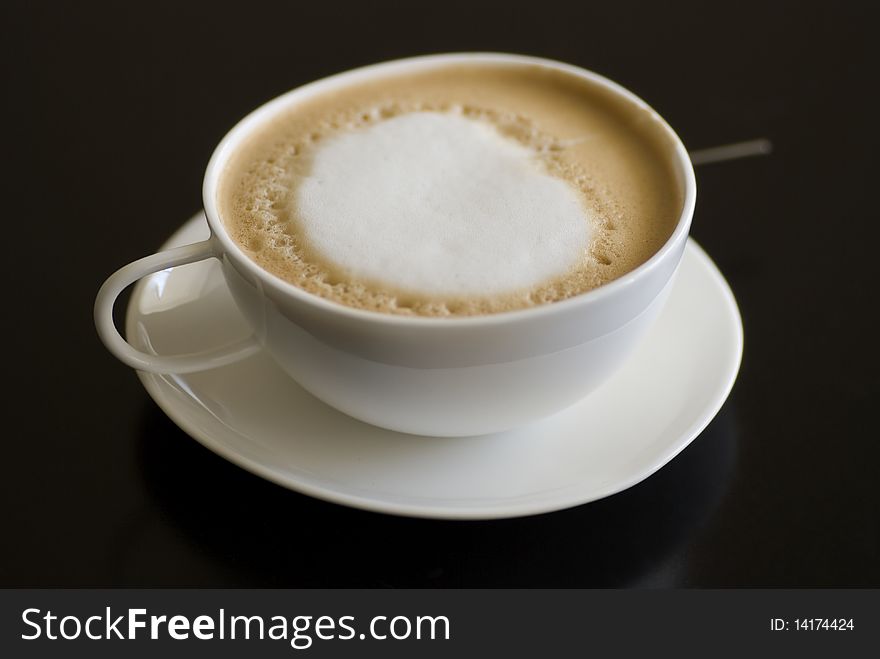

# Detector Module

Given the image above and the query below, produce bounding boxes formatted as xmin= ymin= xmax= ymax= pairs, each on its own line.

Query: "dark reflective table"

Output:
xmin=2 ymin=0 xmax=877 ymax=587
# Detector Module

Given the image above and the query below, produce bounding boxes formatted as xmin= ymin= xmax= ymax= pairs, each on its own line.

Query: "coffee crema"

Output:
xmin=218 ymin=63 xmax=683 ymax=316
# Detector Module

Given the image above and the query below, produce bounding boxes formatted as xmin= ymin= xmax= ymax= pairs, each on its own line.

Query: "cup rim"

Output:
xmin=203 ymin=52 xmax=696 ymax=328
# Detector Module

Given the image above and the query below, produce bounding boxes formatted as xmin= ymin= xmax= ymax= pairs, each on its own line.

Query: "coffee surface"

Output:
xmin=219 ymin=62 xmax=683 ymax=316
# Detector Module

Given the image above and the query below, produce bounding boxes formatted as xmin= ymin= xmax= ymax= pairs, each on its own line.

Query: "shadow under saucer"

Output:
xmin=125 ymin=398 xmax=738 ymax=587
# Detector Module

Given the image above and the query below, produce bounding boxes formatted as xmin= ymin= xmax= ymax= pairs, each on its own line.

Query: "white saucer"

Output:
xmin=127 ymin=212 xmax=743 ymax=520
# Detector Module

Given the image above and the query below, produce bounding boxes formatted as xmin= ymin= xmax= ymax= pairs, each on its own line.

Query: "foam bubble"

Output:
xmin=293 ymin=112 xmax=591 ymax=297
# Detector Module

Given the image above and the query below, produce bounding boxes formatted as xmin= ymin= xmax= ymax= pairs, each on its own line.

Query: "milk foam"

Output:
xmin=220 ymin=63 xmax=683 ymax=316
xmin=295 ymin=112 xmax=591 ymax=297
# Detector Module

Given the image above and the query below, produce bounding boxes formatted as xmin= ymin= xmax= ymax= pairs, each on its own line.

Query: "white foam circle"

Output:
xmin=295 ymin=112 xmax=591 ymax=297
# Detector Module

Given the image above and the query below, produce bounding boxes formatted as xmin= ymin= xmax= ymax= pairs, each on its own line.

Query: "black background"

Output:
xmin=1 ymin=0 xmax=877 ymax=587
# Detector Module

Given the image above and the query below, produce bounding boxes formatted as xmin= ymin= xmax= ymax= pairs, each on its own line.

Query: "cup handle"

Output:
xmin=94 ymin=239 xmax=260 ymax=373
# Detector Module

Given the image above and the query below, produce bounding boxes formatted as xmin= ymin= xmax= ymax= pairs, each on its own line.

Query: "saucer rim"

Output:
xmin=128 ymin=213 xmax=743 ymax=520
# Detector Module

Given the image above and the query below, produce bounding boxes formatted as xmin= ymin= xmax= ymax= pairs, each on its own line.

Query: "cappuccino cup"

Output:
xmin=95 ymin=53 xmax=696 ymax=436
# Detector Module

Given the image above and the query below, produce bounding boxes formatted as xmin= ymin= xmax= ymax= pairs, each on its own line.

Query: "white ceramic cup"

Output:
xmin=95 ymin=53 xmax=696 ymax=437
